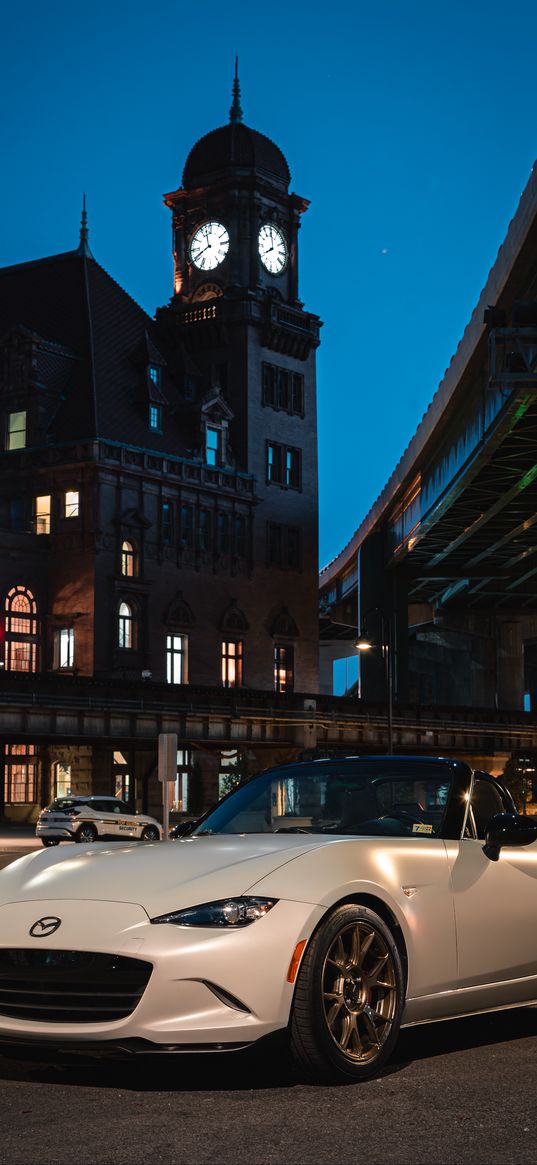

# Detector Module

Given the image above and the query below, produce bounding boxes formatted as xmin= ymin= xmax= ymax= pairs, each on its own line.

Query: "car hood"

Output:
xmin=0 ymin=834 xmax=338 ymax=918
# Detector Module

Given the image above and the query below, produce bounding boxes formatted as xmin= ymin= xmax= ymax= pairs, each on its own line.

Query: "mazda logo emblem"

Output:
xmin=29 ymin=916 xmax=62 ymax=938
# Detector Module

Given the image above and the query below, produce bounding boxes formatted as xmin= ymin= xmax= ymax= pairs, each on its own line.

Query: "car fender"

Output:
xmin=247 ymin=836 xmax=456 ymax=1002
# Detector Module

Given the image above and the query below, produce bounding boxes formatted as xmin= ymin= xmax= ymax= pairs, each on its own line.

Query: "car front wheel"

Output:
xmin=75 ymin=824 xmax=98 ymax=844
xmin=141 ymin=825 xmax=160 ymax=841
xmin=290 ymin=903 xmax=404 ymax=1083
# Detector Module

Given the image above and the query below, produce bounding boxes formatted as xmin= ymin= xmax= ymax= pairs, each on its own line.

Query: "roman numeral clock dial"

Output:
xmin=258 ymin=223 xmax=287 ymax=275
xmin=189 ymin=221 xmax=230 ymax=271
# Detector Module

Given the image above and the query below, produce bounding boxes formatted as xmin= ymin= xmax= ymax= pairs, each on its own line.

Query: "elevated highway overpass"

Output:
xmin=320 ymin=160 xmax=537 ymax=755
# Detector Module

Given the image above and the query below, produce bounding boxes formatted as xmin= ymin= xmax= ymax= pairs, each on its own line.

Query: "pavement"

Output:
xmin=0 ymin=822 xmax=40 ymax=851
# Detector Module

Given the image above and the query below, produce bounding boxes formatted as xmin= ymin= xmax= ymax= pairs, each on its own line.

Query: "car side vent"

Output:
xmin=202 ymin=980 xmax=251 ymax=1013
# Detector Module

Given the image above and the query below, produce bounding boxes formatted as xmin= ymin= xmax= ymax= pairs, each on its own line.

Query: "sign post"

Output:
xmin=158 ymin=733 xmax=177 ymax=843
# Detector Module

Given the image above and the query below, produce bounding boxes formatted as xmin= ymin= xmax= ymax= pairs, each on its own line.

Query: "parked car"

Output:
xmin=3 ymin=755 xmax=537 ymax=1083
xmin=35 ymin=795 xmax=162 ymax=845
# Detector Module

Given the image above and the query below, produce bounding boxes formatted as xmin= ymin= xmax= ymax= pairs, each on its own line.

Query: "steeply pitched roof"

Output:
xmin=0 ymin=249 xmax=192 ymax=454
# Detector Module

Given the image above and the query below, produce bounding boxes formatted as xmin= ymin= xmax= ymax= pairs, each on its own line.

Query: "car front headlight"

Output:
xmin=150 ymin=896 xmax=278 ymax=928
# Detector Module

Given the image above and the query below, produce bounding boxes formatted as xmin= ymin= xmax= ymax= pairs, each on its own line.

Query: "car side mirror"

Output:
xmin=172 ymin=819 xmax=197 ymax=837
xmin=483 ymin=812 xmax=537 ymax=862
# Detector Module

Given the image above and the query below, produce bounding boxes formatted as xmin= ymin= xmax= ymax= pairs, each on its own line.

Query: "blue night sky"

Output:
xmin=2 ymin=0 xmax=537 ymax=569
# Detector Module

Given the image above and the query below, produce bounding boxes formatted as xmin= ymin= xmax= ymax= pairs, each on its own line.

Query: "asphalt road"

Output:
xmin=0 ymin=844 xmax=536 ymax=1164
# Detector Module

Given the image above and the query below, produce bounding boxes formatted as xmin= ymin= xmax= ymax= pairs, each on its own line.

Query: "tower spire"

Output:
xmin=77 ymin=193 xmax=93 ymax=257
xmin=229 ymin=57 xmax=243 ymax=124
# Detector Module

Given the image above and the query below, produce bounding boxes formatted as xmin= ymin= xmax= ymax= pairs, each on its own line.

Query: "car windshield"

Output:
xmin=192 ymin=763 xmax=454 ymax=838
xmin=48 ymin=798 xmax=88 ymax=812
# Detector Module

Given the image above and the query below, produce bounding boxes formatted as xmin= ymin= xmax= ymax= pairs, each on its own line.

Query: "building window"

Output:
xmin=7 ymin=410 xmax=26 ymax=450
xmin=267 ymin=442 xmax=301 ymax=489
xmin=114 ymin=750 xmax=131 ymax=801
xmin=217 ymin=512 xmax=229 ymax=554
xmin=121 ymin=540 xmax=137 ymax=577
xmin=162 ymin=502 xmax=173 ymax=545
xmin=206 ymin=426 xmax=221 ymax=467
xmin=172 ymin=748 xmax=190 ymax=812
xmin=166 ymin=634 xmax=188 ymax=684
xmin=274 ymin=644 xmax=294 ymax=693
xmin=35 ymin=496 xmax=51 ymax=535
xmin=235 ymin=514 xmax=247 ymax=558
xmin=148 ymin=365 xmax=161 ymax=387
xmin=199 ymin=509 xmax=212 ymax=552
xmin=4 ymin=743 xmax=36 ymax=804
xmin=222 ymin=640 xmax=243 ymax=688
xmin=180 ymin=504 xmax=194 ymax=550
xmin=149 ymin=404 xmax=162 ymax=432
xmin=53 ymin=627 xmax=74 ymax=669
xmin=53 ymin=762 xmax=71 ymax=799
xmin=64 ymin=490 xmax=79 ymax=518
xmin=4 ymin=586 xmax=38 ymax=672
xmin=118 ymin=601 xmax=134 ymax=649
xmin=267 ymin=523 xmax=301 ymax=569
xmin=262 ymin=363 xmax=304 ymax=416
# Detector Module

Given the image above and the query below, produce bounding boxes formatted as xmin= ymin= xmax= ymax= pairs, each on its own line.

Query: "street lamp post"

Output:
xmin=355 ymin=609 xmax=393 ymax=754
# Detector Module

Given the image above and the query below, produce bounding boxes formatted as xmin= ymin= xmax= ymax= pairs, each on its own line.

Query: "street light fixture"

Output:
xmin=355 ymin=609 xmax=393 ymax=754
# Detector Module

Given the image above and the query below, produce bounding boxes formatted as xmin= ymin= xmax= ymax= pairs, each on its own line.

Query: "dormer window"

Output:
xmin=148 ymin=365 xmax=161 ymax=387
xmin=149 ymin=403 xmax=162 ymax=432
xmin=206 ymin=425 xmax=221 ymax=467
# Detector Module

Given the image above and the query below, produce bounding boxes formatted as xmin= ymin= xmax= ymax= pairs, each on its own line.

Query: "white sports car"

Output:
xmin=1 ymin=755 xmax=536 ymax=1083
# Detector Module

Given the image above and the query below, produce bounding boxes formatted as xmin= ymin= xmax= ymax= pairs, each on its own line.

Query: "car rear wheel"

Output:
xmin=290 ymin=904 xmax=404 ymax=1083
xmin=141 ymin=825 xmax=160 ymax=841
xmin=75 ymin=824 xmax=98 ymax=844
xmin=41 ymin=838 xmax=60 ymax=847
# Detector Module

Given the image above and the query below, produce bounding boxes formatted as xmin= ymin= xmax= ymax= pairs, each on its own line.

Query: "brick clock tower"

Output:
xmin=158 ymin=65 xmax=321 ymax=694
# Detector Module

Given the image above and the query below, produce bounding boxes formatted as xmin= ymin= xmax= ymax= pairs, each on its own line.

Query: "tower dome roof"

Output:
xmin=182 ymin=122 xmax=291 ymax=190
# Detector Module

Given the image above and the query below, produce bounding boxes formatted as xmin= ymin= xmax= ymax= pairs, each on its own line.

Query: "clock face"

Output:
xmin=258 ymin=223 xmax=287 ymax=275
xmin=189 ymin=221 xmax=229 ymax=271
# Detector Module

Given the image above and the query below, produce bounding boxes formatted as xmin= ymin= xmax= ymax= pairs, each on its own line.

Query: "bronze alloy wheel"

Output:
xmin=290 ymin=904 xmax=404 ymax=1083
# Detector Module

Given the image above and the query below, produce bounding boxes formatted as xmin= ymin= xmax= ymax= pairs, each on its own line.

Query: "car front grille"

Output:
xmin=0 ymin=949 xmax=153 ymax=1023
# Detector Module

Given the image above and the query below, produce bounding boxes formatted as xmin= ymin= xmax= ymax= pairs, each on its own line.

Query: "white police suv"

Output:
xmin=36 ymin=796 xmax=162 ymax=846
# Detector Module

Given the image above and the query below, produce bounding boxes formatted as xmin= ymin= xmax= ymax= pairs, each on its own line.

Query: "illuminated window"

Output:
xmin=118 ymin=601 xmax=134 ymax=649
xmin=113 ymin=750 xmax=130 ymax=801
xmin=64 ymin=490 xmax=79 ymax=518
xmin=53 ymin=627 xmax=74 ymax=669
xmin=274 ymin=644 xmax=294 ymax=693
xmin=4 ymin=586 xmax=38 ymax=672
xmin=7 ymin=411 xmax=26 ymax=450
xmin=148 ymin=365 xmax=161 ymax=386
xmin=35 ymin=496 xmax=51 ymax=535
xmin=53 ymin=762 xmax=71 ymax=799
xmin=149 ymin=404 xmax=162 ymax=431
xmin=221 ymin=640 xmax=243 ymax=688
xmin=121 ymin=540 xmax=137 ymax=577
xmin=166 ymin=634 xmax=188 ymax=684
xmin=4 ymin=743 xmax=36 ymax=803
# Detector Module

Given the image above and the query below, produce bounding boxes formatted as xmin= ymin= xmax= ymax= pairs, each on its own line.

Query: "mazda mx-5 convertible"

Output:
xmin=0 ymin=755 xmax=536 ymax=1083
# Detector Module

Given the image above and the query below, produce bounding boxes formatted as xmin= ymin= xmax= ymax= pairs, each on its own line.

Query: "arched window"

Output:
xmin=4 ymin=586 xmax=38 ymax=672
xmin=121 ymin=540 xmax=137 ymax=578
xmin=118 ymin=601 xmax=135 ymax=650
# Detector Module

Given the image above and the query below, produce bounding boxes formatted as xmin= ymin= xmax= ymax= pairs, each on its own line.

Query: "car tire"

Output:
xmin=141 ymin=825 xmax=160 ymax=841
xmin=290 ymin=903 xmax=404 ymax=1083
xmin=41 ymin=839 xmax=60 ymax=847
xmin=75 ymin=824 xmax=98 ymax=844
